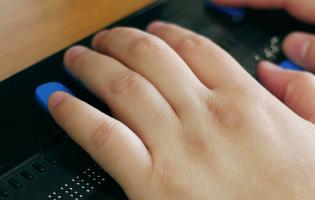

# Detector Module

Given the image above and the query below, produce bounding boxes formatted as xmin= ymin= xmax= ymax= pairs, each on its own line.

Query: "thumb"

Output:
xmin=283 ymin=32 xmax=315 ymax=72
xmin=258 ymin=61 xmax=315 ymax=123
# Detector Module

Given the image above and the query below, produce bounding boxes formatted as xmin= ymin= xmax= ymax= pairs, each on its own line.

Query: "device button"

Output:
xmin=44 ymin=154 xmax=58 ymax=165
xmin=35 ymin=82 xmax=74 ymax=111
xmin=20 ymin=170 xmax=34 ymax=181
xmin=8 ymin=178 xmax=22 ymax=189
xmin=32 ymin=163 xmax=47 ymax=172
xmin=204 ymin=0 xmax=246 ymax=17
xmin=0 ymin=186 xmax=9 ymax=197
xmin=279 ymin=60 xmax=304 ymax=71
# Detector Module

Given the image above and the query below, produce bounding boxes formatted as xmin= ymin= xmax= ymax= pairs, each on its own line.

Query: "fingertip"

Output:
xmin=258 ymin=61 xmax=280 ymax=70
xmin=48 ymin=91 xmax=68 ymax=111
xmin=257 ymin=61 xmax=282 ymax=80
xmin=92 ymin=30 xmax=108 ymax=49
xmin=257 ymin=61 xmax=287 ymax=95
xmin=64 ymin=46 xmax=88 ymax=67
xmin=283 ymin=32 xmax=310 ymax=67
xmin=146 ymin=21 xmax=166 ymax=33
xmin=257 ymin=61 xmax=299 ymax=99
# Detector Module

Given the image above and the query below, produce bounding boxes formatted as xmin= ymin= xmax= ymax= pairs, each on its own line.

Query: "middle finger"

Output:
xmin=92 ymin=28 xmax=208 ymax=116
xmin=64 ymin=46 xmax=178 ymax=151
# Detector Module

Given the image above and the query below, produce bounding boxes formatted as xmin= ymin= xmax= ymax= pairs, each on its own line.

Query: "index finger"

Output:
xmin=48 ymin=92 xmax=151 ymax=189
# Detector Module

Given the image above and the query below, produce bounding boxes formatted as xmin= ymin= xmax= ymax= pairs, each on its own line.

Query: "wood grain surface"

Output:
xmin=0 ymin=0 xmax=153 ymax=80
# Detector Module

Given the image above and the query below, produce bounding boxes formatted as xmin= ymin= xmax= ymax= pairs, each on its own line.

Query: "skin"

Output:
xmin=213 ymin=0 xmax=315 ymax=124
xmin=47 ymin=1 xmax=315 ymax=199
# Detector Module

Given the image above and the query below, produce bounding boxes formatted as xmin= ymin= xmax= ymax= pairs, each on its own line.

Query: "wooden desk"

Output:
xmin=0 ymin=0 xmax=153 ymax=80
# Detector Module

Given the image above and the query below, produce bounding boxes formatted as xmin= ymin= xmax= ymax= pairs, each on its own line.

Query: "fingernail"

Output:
xmin=291 ymin=36 xmax=310 ymax=60
xmin=49 ymin=92 xmax=67 ymax=107
xmin=298 ymin=39 xmax=310 ymax=61
xmin=285 ymin=34 xmax=310 ymax=65
xmin=146 ymin=21 xmax=166 ymax=32
xmin=35 ymin=82 xmax=73 ymax=111
xmin=259 ymin=61 xmax=282 ymax=71
xmin=65 ymin=46 xmax=87 ymax=62
xmin=92 ymin=30 xmax=108 ymax=48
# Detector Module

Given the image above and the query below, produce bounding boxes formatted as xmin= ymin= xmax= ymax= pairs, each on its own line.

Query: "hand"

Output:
xmin=212 ymin=0 xmax=315 ymax=69
xmin=48 ymin=22 xmax=315 ymax=199
xmin=213 ymin=0 xmax=315 ymax=123
xmin=258 ymin=61 xmax=315 ymax=124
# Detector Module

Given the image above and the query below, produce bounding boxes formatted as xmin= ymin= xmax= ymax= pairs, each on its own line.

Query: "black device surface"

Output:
xmin=1 ymin=0 xmax=315 ymax=199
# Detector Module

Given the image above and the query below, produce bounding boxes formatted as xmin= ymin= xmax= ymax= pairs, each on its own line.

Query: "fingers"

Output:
xmin=48 ymin=92 xmax=151 ymax=188
xmin=147 ymin=21 xmax=251 ymax=90
xmin=64 ymin=46 xmax=178 ymax=151
xmin=258 ymin=62 xmax=315 ymax=123
xmin=91 ymin=27 xmax=207 ymax=116
xmin=212 ymin=0 xmax=315 ymax=24
xmin=283 ymin=32 xmax=315 ymax=72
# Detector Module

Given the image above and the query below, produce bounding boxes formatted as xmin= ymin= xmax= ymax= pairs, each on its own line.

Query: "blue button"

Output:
xmin=35 ymin=82 xmax=74 ymax=111
xmin=204 ymin=0 xmax=246 ymax=17
xmin=279 ymin=60 xmax=304 ymax=71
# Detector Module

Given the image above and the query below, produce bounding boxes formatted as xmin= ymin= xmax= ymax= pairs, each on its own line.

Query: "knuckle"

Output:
xmin=205 ymin=94 xmax=225 ymax=124
xmin=128 ymin=35 xmax=165 ymax=57
xmin=204 ymin=93 xmax=244 ymax=133
xmin=176 ymin=34 xmax=207 ymax=53
xmin=89 ymin=120 xmax=116 ymax=149
xmin=156 ymin=161 xmax=191 ymax=197
xmin=109 ymin=71 xmax=143 ymax=95
xmin=183 ymin=131 xmax=212 ymax=158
